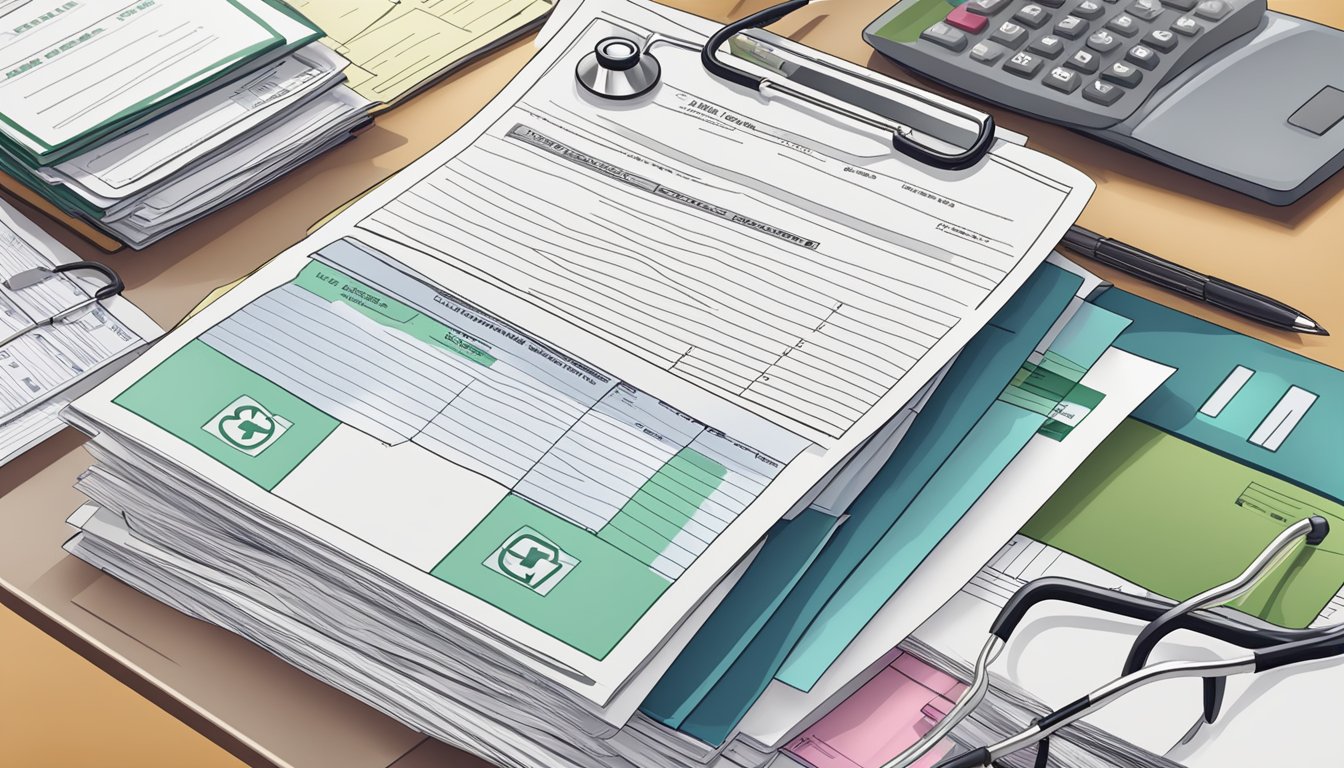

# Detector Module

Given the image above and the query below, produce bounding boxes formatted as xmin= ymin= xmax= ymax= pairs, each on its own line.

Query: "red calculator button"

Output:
xmin=946 ymin=6 xmax=989 ymax=34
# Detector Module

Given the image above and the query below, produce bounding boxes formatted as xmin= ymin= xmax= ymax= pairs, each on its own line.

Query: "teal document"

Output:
xmin=640 ymin=509 xmax=843 ymax=726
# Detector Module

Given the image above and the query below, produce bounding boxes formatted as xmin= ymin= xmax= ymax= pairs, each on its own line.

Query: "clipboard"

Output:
xmin=0 ymin=173 xmax=122 ymax=252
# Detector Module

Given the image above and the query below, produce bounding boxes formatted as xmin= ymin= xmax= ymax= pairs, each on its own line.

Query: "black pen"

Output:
xmin=1061 ymin=225 xmax=1329 ymax=336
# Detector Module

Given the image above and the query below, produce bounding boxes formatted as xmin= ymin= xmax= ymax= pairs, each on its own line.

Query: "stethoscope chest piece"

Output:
xmin=576 ymin=36 xmax=661 ymax=100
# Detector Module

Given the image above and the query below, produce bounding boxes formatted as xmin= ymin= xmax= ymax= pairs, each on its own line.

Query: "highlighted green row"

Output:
xmin=294 ymin=261 xmax=496 ymax=368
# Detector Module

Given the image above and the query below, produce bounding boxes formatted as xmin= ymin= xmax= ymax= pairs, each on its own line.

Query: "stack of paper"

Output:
xmin=0 ymin=0 xmax=373 ymax=247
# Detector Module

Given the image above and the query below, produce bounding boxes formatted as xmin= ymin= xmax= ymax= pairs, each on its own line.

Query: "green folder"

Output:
xmin=1025 ymin=419 xmax=1344 ymax=628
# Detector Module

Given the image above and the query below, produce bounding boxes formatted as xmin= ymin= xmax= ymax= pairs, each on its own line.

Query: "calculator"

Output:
xmin=863 ymin=0 xmax=1344 ymax=205
xmin=864 ymin=0 xmax=1265 ymax=128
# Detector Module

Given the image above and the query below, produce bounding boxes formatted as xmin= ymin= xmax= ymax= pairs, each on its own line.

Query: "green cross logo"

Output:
xmin=204 ymin=396 xmax=291 ymax=456
xmin=485 ymin=527 xmax=578 ymax=595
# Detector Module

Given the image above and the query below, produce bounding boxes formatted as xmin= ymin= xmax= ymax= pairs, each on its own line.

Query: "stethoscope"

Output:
xmin=575 ymin=0 xmax=997 ymax=171
xmin=1 ymin=260 xmax=125 ymax=346
xmin=885 ymin=516 xmax=1344 ymax=768
xmin=0 ymin=260 xmax=125 ymax=427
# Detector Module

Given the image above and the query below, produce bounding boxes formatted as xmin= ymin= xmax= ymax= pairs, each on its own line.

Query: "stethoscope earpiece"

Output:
xmin=576 ymin=35 xmax=661 ymax=100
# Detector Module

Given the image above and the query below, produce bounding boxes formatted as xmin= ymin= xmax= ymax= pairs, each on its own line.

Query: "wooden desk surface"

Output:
xmin=2 ymin=2 xmax=1341 ymax=766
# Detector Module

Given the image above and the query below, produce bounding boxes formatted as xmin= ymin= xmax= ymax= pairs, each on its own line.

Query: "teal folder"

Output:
xmin=640 ymin=509 xmax=842 ymax=726
xmin=640 ymin=263 xmax=1083 ymax=745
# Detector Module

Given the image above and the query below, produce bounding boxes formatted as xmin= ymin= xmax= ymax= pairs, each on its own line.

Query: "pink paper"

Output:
xmin=784 ymin=651 xmax=967 ymax=768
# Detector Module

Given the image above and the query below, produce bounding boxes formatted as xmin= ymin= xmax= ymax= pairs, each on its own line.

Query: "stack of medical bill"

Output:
xmin=54 ymin=0 xmax=1338 ymax=767
xmin=0 ymin=0 xmax=373 ymax=248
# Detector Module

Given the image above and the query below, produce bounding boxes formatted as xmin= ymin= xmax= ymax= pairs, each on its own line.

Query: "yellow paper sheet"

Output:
xmin=285 ymin=0 xmax=553 ymax=106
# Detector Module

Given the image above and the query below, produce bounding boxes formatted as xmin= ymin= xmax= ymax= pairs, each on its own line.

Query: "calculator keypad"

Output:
xmin=947 ymin=5 xmax=990 ymax=32
xmin=920 ymin=22 xmax=969 ymax=50
xmin=1105 ymin=14 xmax=1141 ymax=36
xmin=966 ymin=0 xmax=1011 ymax=15
xmin=888 ymin=0 xmax=1266 ymax=128
xmin=1072 ymin=1 xmax=1105 ymax=19
xmin=1142 ymin=28 xmax=1178 ymax=51
xmin=1194 ymin=0 xmax=1231 ymax=20
xmin=970 ymin=40 xmax=1009 ymax=63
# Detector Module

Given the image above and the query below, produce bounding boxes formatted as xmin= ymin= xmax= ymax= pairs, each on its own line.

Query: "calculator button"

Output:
xmin=1004 ymin=50 xmax=1046 ymax=78
xmin=946 ymin=6 xmax=989 ymax=33
xmin=1102 ymin=60 xmax=1144 ymax=86
xmin=1163 ymin=0 xmax=1198 ymax=9
xmin=1087 ymin=29 xmax=1122 ymax=52
xmin=1172 ymin=15 xmax=1203 ymax=35
xmin=1065 ymin=48 xmax=1100 ymax=74
xmin=1043 ymin=66 xmax=1082 ymax=93
xmin=991 ymin=21 xmax=1030 ymax=47
xmin=1106 ymin=14 xmax=1140 ymax=36
xmin=1028 ymin=35 xmax=1065 ymax=58
xmin=1194 ymin=0 xmax=1230 ymax=19
xmin=970 ymin=40 xmax=1008 ymax=64
xmin=920 ymin=22 xmax=969 ymax=51
xmin=1125 ymin=44 xmax=1159 ymax=69
xmin=1126 ymin=0 xmax=1164 ymax=21
xmin=1083 ymin=79 xmax=1125 ymax=105
xmin=1142 ymin=28 xmax=1179 ymax=51
xmin=1035 ymin=0 xmax=1067 ymax=7
xmin=1054 ymin=16 xmax=1089 ymax=38
xmin=965 ymin=0 xmax=1011 ymax=15
xmin=1012 ymin=4 xmax=1051 ymax=28
xmin=1073 ymin=0 xmax=1105 ymax=19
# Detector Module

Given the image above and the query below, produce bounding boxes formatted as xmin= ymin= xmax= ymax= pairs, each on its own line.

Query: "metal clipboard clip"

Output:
xmin=576 ymin=0 xmax=996 ymax=171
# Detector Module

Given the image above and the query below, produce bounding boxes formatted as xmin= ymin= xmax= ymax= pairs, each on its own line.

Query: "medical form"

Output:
xmin=66 ymin=0 xmax=1092 ymax=706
